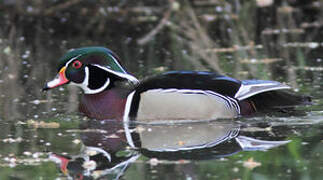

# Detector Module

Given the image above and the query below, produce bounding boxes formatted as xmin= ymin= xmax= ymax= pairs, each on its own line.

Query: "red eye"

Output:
xmin=72 ymin=60 xmax=82 ymax=69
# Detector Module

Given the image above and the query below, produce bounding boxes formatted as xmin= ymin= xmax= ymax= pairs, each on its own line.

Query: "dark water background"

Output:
xmin=0 ymin=0 xmax=322 ymax=179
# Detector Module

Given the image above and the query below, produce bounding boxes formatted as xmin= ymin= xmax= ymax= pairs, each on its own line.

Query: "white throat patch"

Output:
xmin=71 ymin=66 xmax=111 ymax=94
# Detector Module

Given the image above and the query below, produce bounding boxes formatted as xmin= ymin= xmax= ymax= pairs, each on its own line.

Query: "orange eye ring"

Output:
xmin=72 ymin=60 xmax=82 ymax=69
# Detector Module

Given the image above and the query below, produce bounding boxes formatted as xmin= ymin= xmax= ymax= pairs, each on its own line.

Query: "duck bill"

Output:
xmin=43 ymin=66 xmax=69 ymax=91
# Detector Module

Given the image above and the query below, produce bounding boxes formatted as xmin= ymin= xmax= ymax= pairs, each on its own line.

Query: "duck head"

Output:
xmin=43 ymin=47 xmax=138 ymax=94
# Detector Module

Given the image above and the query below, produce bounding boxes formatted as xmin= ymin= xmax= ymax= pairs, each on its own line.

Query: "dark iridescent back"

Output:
xmin=135 ymin=71 xmax=242 ymax=97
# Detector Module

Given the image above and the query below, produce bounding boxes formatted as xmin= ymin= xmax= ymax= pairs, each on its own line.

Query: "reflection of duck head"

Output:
xmin=50 ymin=120 xmax=290 ymax=179
xmin=49 ymin=146 xmax=139 ymax=180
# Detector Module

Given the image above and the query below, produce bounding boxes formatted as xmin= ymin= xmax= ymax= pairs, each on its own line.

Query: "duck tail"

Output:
xmin=239 ymin=90 xmax=311 ymax=115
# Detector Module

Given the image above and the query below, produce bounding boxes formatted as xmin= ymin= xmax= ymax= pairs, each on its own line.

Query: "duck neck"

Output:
xmin=79 ymin=88 xmax=129 ymax=120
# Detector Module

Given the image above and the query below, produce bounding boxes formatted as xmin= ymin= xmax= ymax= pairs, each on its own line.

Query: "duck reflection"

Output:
xmin=50 ymin=120 xmax=290 ymax=179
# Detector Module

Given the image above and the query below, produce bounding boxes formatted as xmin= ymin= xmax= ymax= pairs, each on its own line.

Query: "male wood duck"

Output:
xmin=43 ymin=47 xmax=310 ymax=122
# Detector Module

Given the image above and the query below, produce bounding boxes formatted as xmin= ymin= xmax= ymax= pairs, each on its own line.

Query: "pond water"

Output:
xmin=0 ymin=1 xmax=323 ymax=180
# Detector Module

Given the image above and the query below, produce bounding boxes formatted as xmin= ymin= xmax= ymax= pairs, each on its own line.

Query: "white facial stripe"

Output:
xmin=107 ymin=52 xmax=128 ymax=74
xmin=65 ymin=54 xmax=82 ymax=68
xmin=92 ymin=64 xmax=139 ymax=84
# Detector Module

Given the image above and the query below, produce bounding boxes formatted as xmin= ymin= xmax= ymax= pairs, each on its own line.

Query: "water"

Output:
xmin=0 ymin=1 xmax=323 ymax=179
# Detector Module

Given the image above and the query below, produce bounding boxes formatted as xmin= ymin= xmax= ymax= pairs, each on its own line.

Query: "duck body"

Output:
xmin=128 ymin=71 xmax=243 ymax=122
xmin=126 ymin=71 xmax=309 ymax=122
xmin=44 ymin=47 xmax=311 ymax=122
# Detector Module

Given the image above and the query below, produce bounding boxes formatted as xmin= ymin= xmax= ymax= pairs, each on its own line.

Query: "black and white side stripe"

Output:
xmin=144 ymin=88 xmax=241 ymax=114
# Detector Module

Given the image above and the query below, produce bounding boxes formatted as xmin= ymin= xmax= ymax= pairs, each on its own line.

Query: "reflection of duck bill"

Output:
xmin=49 ymin=153 xmax=70 ymax=175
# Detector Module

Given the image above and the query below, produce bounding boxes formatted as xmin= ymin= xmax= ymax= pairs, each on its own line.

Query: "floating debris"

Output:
xmin=240 ymin=58 xmax=282 ymax=64
xmin=205 ymin=44 xmax=263 ymax=53
xmin=262 ymin=28 xmax=304 ymax=35
xmin=256 ymin=0 xmax=273 ymax=7
xmin=23 ymin=152 xmax=32 ymax=156
xmin=301 ymin=21 xmax=323 ymax=28
xmin=177 ymin=141 xmax=185 ymax=146
xmin=135 ymin=126 xmax=146 ymax=133
xmin=171 ymin=1 xmax=180 ymax=11
xmin=153 ymin=66 xmax=168 ymax=73
xmin=2 ymin=137 xmax=23 ymax=143
xmin=8 ymin=74 xmax=16 ymax=79
xmin=66 ymin=129 xmax=107 ymax=133
xmin=83 ymin=160 xmax=97 ymax=170
xmin=176 ymin=159 xmax=190 ymax=164
xmin=21 ymin=50 xmax=30 ymax=59
xmin=243 ymin=158 xmax=261 ymax=170
xmin=241 ymin=126 xmax=272 ymax=132
xmin=27 ymin=120 xmax=60 ymax=128
xmin=282 ymin=42 xmax=320 ymax=48
xmin=1 ymin=154 xmax=49 ymax=167
xmin=30 ymin=99 xmax=49 ymax=105
xmin=278 ymin=5 xmax=294 ymax=14
xmin=149 ymin=158 xmax=159 ymax=166
xmin=293 ymin=66 xmax=323 ymax=71
xmin=201 ymin=14 xmax=217 ymax=22
xmin=232 ymin=167 xmax=239 ymax=172
xmin=72 ymin=139 xmax=81 ymax=144
xmin=3 ymin=46 xmax=11 ymax=55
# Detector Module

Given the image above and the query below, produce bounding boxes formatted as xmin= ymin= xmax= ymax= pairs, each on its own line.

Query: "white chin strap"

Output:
xmin=71 ymin=66 xmax=111 ymax=94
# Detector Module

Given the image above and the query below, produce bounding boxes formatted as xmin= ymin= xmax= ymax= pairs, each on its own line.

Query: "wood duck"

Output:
xmin=43 ymin=47 xmax=310 ymax=122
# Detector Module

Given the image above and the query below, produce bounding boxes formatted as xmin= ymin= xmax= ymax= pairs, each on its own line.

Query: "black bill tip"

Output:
xmin=42 ymin=85 xmax=49 ymax=92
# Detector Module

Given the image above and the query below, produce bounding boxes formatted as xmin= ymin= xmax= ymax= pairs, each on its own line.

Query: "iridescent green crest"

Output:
xmin=57 ymin=46 xmax=127 ymax=73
